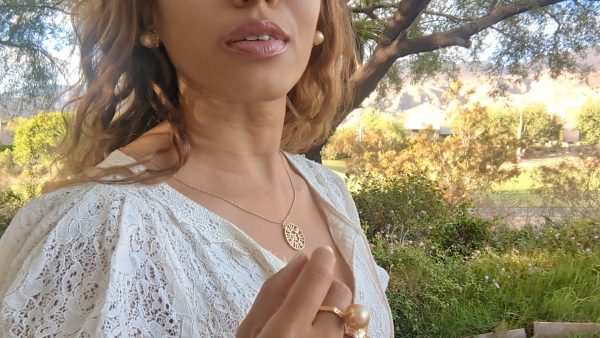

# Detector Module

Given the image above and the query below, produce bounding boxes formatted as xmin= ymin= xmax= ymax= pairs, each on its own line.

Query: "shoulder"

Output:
xmin=0 ymin=180 xmax=179 ymax=336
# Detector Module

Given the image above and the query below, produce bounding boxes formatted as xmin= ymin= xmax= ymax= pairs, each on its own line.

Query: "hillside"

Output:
xmin=359 ymin=54 xmax=600 ymax=129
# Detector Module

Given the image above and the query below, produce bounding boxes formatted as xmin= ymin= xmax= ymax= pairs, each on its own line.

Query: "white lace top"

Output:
xmin=0 ymin=150 xmax=394 ymax=337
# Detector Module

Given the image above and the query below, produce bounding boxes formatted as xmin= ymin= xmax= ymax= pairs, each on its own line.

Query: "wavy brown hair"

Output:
xmin=50 ymin=0 xmax=357 ymax=189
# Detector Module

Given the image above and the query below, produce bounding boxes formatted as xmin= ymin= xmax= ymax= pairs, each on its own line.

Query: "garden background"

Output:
xmin=2 ymin=0 xmax=600 ymax=337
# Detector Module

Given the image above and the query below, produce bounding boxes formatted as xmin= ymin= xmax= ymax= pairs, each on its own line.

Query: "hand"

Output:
xmin=237 ymin=246 xmax=353 ymax=338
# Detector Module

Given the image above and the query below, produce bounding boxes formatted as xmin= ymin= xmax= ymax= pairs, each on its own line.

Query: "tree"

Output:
xmin=577 ymin=99 xmax=600 ymax=147
xmin=0 ymin=0 xmax=72 ymax=118
xmin=12 ymin=111 xmax=66 ymax=175
xmin=519 ymin=104 xmax=563 ymax=145
xmin=336 ymin=83 xmax=520 ymax=203
xmin=323 ymin=110 xmax=409 ymax=174
xmin=401 ymin=84 xmax=520 ymax=203
xmin=307 ymin=0 xmax=600 ymax=161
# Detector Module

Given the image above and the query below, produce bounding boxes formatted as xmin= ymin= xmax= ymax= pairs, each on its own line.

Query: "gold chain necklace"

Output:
xmin=122 ymin=147 xmax=306 ymax=251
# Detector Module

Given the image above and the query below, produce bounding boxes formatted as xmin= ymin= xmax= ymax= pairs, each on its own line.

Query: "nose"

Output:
xmin=231 ymin=0 xmax=279 ymax=8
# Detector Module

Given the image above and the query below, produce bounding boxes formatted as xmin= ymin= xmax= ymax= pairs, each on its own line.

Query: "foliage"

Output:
xmin=351 ymin=173 xmax=451 ymax=242
xmin=0 ymin=148 xmax=15 ymax=174
xmin=371 ymin=235 xmax=460 ymax=337
xmin=370 ymin=218 xmax=600 ymax=337
xmin=346 ymin=0 xmax=600 ymax=113
xmin=407 ymin=87 xmax=520 ymax=203
xmin=519 ymin=104 xmax=563 ymax=145
xmin=429 ymin=205 xmax=493 ymax=257
xmin=533 ymin=153 xmax=600 ymax=219
xmin=12 ymin=111 xmax=66 ymax=177
xmin=0 ymin=0 xmax=72 ymax=115
xmin=336 ymin=84 xmax=520 ymax=204
xmin=323 ymin=109 xmax=409 ymax=162
xmin=577 ymin=99 xmax=600 ymax=147
xmin=491 ymin=218 xmax=600 ymax=256
xmin=0 ymin=187 xmax=25 ymax=237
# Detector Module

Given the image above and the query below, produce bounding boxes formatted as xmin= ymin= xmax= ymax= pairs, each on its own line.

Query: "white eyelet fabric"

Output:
xmin=0 ymin=150 xmax=393 ymax=337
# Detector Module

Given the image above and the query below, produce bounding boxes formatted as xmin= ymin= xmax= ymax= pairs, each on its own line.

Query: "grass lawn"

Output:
xmin=482 ymin=170 xmax=550 ymax=208
xmin=492 ymin=171 xmax=536 ymax=192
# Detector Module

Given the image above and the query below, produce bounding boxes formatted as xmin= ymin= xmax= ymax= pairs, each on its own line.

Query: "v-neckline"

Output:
xmin=112 ymin=149 xmax=358 ymax=299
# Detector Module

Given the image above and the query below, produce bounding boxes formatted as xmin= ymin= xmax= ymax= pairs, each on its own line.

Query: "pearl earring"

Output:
xmin=140 ymin=30 xmax=160 ymax=49
xmin=313 ymin=30 xmax=324 ymax=46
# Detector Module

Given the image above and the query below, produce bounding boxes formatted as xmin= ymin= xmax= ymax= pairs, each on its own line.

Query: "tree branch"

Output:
xmin=392 ymin=0 xmax=563 ymax=58
xmin=379 ymin=0 xmax=433 ymax=46
xmin=422 ymin=10 xmax=470 ymax=23
xmin=346 ymin=0 xmax=566 ymax=122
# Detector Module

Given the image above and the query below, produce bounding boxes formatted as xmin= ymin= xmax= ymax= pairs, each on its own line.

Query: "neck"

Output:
xmin=177 ymin=82 xmax=289 ymax=185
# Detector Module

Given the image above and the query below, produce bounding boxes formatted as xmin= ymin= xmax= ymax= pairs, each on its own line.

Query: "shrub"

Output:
xmin=533 ymin=154 xmax=600 ymax=219
xmin=351 ymin=173 xmax=451 ymax=242
xmin=12 ymin=111 xmax=66 ymax=176
xmin=429 ymin=205 xmax=493 ymax=257
xmin=322 ymin=109 xmax=409 ymax=161
xmin=519 ymin=103 xmax=563 ymax=145
xmin=0 ymin=187 xmax=25 ymax=237
xmin=491 ymin=218 xmax=600 ymax=255
xmin=577 ymin=99 xmax=600 ymax=147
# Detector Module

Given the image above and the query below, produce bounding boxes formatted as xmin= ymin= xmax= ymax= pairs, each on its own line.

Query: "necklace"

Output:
xmin=122 ymin=147 xmax=306 ymax=251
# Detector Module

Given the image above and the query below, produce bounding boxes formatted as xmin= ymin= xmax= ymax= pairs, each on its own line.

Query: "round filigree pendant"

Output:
xmin=283 ymin=222 xmax=305 ymax=250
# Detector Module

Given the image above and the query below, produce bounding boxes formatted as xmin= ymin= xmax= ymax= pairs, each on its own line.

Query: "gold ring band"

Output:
xmin=317 ymin=305 xmax=345 ymax=319
xmin=318 ymin=304 xmax=371 ymax=338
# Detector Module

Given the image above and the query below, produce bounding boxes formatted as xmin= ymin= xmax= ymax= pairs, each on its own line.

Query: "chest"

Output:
xmin=168 ymin=175 xmax=356 ymax=297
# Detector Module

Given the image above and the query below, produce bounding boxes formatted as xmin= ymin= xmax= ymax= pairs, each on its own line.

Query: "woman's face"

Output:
xmin=155 ymin=0 xmax=321 ymax=104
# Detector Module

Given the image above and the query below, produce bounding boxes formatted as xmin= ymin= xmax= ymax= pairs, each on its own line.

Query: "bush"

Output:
xmin=12 ymin=111 xmax=66 ymax=176
xmin=0 ymin=188 xmax=25 ymax=237
xmin=533 ymin=154 xmax=600 ymax=219
xmin=429 ymin=205 xmax=493 ymax=257
xmin=351 ymin=173 xmax=451 ymax=242
xmin=577 ymin=99 xmax=600 ymax=147
xmin=519 ymin=103 xmax=563 ymax=145
xmin=491 ymin=218 xmax=600 ymax=255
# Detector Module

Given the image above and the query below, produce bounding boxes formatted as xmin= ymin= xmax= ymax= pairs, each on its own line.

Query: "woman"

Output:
xmin=0 ymin=0 xmax=394 ymax=336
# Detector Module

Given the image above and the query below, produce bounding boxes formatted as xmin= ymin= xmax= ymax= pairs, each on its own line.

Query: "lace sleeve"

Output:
xmin=0 ymin=183 xmax=186 ymax=337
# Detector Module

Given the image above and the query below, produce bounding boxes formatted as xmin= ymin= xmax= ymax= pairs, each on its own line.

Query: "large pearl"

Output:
xmin=344 ymin=304 xmax=370 ymax=329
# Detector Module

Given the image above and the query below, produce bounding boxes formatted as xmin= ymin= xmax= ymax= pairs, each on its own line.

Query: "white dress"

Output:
xmin=0 ymin=150 xmax=394 ymax=337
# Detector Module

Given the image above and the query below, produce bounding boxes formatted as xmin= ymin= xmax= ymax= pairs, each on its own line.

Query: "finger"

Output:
xmin=237 ymin=253 xmax=308 ymax=337
xmin=274 ymin=246 xmax=336 ymax=326
xmin=312 ymin=279 xmax=353 ymax=336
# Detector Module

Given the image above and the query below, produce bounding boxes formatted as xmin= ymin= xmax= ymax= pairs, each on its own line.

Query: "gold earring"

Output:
xmin=140 ymin=30 xmax=160 ymax=48
xmin=313 ymin=30 xmax=324 ymax=46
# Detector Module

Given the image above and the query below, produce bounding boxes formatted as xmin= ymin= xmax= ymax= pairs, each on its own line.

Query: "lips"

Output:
xmin=224 ymin=20 xmax=290 ymax=59
xmin=225 ymin=20 xmax=290 ymax=44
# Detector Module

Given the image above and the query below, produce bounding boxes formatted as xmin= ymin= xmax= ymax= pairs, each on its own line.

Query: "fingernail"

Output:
xmin=324 ymin=245 xmax=334 ymax=255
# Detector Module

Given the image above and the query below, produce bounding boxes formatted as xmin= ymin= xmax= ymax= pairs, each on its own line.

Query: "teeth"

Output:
xmin=242 ymin=35 xmax=272 ymax=41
